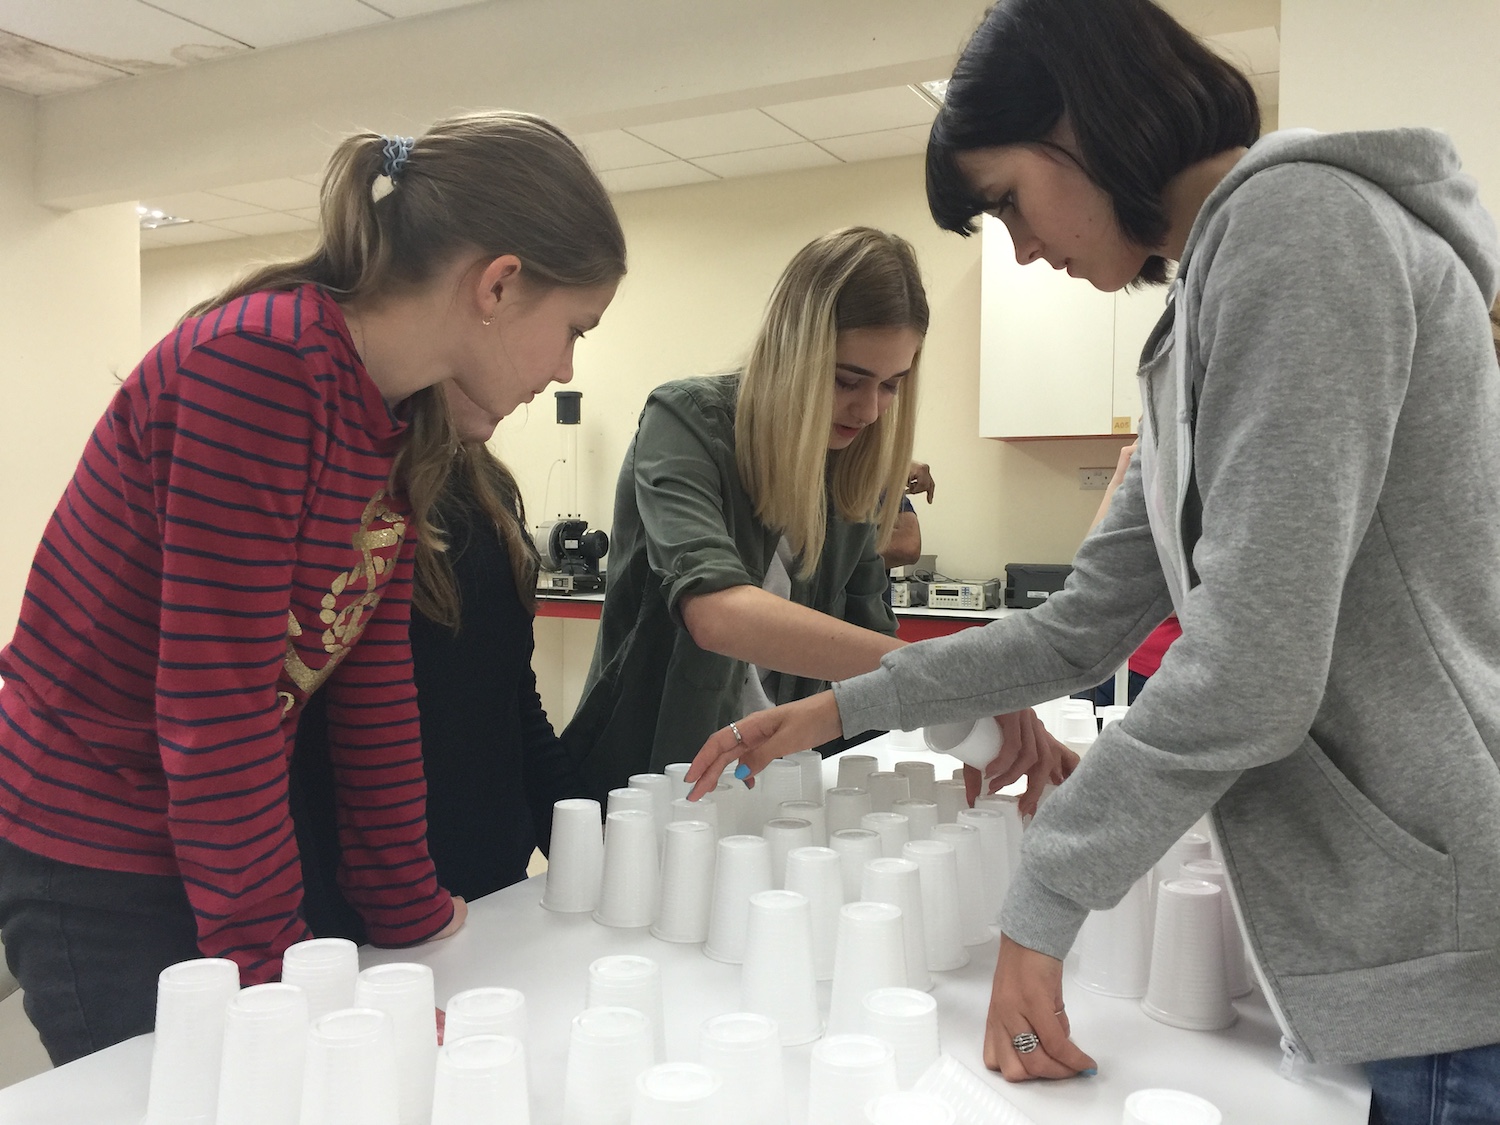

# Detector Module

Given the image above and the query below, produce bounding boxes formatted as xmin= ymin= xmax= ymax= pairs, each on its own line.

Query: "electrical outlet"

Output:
xmin=1079 ymin=467 xmax=1113 ymax=491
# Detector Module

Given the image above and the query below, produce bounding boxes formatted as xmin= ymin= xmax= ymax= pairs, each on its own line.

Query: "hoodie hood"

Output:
xmin=1181 ymin=127 xmax=1499 ymax=306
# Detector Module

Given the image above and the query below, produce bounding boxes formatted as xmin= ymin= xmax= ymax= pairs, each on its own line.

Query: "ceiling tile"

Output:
xmin=1207 ymin=26 xmax=1280 ymax=75
xmin=288 ymin=207 xmax=322 ymax=222
xmin=148 ymin=0 xmax=387 ymax=49
xmin=0 ymin=0 xmax=245 ymax=74
xmin=817 ymin=124 xmax=930 ymax=163
xmin=209 ymin=212 xmax=318 ymax=237
xmin=359 ymin=0 xmax=488 ymax=16
xmin=693 ymin=143 xmax=841 ymax=180
xmin=140 ymin=190 xmax=268 ymax=222
xmin=139 ymin=222 xmax=243 ymax=248
xmin=0 ymin=30 xmax=130 ymax=95
xmin=577 ymin=129 xmax=676 ymax=172
xmin=212 ymin=178 xmax=323 ymax=211
xmin=1248 ymin=70 xmax=1280 ymax=107
xmin=763 ymin=86 xmax=936 ymax=141
xmin=628 ymin=110 xmax=803 ymax=160
xmin=600 ymin=162 xmax=717 ymax=194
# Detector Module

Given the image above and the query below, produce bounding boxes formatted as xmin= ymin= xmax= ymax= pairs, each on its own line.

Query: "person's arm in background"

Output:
xmin=879 ymin=459 xmax=936 ymax=568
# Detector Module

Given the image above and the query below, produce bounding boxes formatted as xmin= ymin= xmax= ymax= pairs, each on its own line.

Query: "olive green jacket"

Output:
xmin=563 ymin=375 xmax=896 ymax=800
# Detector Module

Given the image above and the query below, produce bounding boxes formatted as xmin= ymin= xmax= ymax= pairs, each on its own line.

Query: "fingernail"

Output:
xmin=734 ymin=764 xmax=751 ymax=780
xmin=1079 ymin=1068 xmax=1098 ymax=1077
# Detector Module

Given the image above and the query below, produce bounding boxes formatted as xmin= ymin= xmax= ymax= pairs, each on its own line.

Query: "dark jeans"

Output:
xmin=1366 ymin=1043 xmax=1500 ymax=1125
xmin=0 ymin=837 xmax=202 ymax=1066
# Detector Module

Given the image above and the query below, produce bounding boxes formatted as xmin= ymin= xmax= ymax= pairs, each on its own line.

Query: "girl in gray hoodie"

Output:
xmin=685 ymin=1 xmax=1500 ymax=1121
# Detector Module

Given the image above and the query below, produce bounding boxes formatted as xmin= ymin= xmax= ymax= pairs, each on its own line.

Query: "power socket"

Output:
xmin=1079 ymin=467 xmax=1113 ymax=490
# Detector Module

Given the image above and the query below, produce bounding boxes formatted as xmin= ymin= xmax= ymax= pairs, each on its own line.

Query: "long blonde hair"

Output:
xmin=189 ymin=110 xmax=626 ymax=563
xmin=736 ymin=227 xmax=928 ymax=577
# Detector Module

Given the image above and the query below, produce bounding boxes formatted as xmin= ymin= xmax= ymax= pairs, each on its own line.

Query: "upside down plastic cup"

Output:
xmin=671 ymin=796 xmax=720 ymax=838
xmin=790 ymin=749 xmax=826 ymax=802
xmin=596 ymin=810 xmax=660 ymax=928
xmin=826 ymin=788 xmax=873 ymax=837
xmin=829 ymin=828 xmax=883 ymax=902
xmin=654 ymin=820 xmax=717 ymax=944
xmin=143 ymin=957 xmax=241 ymax=1125
xmin=931 ymin=823 xmax=989 ymax=946
xmin=762 ymin=816 xmax=815 ymax=887
xmin=808 ymin=1035 xmax=898 ymax=1125
xmin=827 ymin=901 xmax=907 ymax=1035
xmin=957 ymin=807 xmax=1009 ymax=926
xmin=861 ymin=857 xmax=931 ymax=992
xmin=704 ymin=834 xmax=774 ymax=963
xmin=932 ymin=781 xmax=968 ymax=825
xmin=861 ymin=811 xmax=911 ymax=858
xmin=629 ymin=773 xmax=674 ymax=850
xmin=864 ymin=1091 xmax=955 ymax=1124
xmin=912 ymin=1054 xmax=1040 ymax=1125
xmin=563 ymin=1007 xmax=655 ymax=1125
xmin=1155 ymin=832 xmax=1211 ymax=898
xmin=354 ymin=962 xmax=438 ymax=1125
xmin=215 ymin=982 xmax=307 ymax=1125
xmin=922 ymin=720 xmax=1000 ymax=771
xmin=609 ymin=785 xmax=656 ymax=820
xmin=741 ymin=890 xmax=822 ymax=1044
xmin=893 ymin=760 xmax=938 ymax=802
xmin=1181 ymin=858 xmax=1252 ymax=997
xmin=892 ymin=799 xmax=939 ymax=842
xmin=779 ymin=800 xmax=828 ymax=846
xmin=664 ymin=762 xmax=692 ymax=802
xmin=861 ymin=987 xmax=939 ymax=1090
xmin=974 ymin=794 xmax=1023 ymax=878
xmin=867 ymin=771 xmax=911 ymax=813
xmin=761 ymin=758 xmax=807 ymax=812
xmin=1076 ymin=875 xmax=1154 ymax=998
xmin=1141 ymin=879 xmax=1236 ymax=1031
xmin=1122 ymin=1089 xmax=1223 ymax=1125
xmin=588 ymin=955 xmax=667 ymax=1063
xmin=902 ymin=840 xmax=968 ymax=972
xmin=784 ymin=845 xmax=845 ymax=980
xmin=280 ymin=938 xmax=358 ymax=1022
xmin=713 ymin=779 xmax=746 ymax=837
xmin=444 ymin=987 xmax=527 ymax=1045
xmin=300 ymin=1007 xmax=400 ymax=1125
xmin=544 ymin=798 xmax=605 ymax=913
xmin=697 ymin=1013 xmax=788 ymax=1125
xmin=631 ymin=1063 xmax=722 ymax=1124
xmin=836 ymin=754 xmax=880 ymax=790
xmin=431 ymin=1035 xmax=530 ymax=1125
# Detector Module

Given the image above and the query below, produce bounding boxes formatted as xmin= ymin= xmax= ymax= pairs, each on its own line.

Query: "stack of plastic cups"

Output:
xmin=761 ymin=759 xmax=805 ymax=814
xmin=784 ymin=845 xmax=845 ymax=981
xmin=431 ymin=1035 xmax=530 ymax=1125
xmin=807 ymin=1035 xmax=898 ymax=1125
xmin=902 ymin=839 xmax=968 ymax=972
xmin=861 ymin=857 xmax=931 ymax=992
xmin=1056 ymin=706 xmax=1098 ymax=760
xmin=779 ymin=799 xmax=827 ymax=846
xmin=663 ymin=762 xmax=692 ymax=801
xmin=975 ymin=793 xmax=1023 ymax=880
xmin=588 ymin=955 xmax=666 ymax=1063
xmin=931 ymin=781 xmax=967 ymax=825
xmin=653 ymin=820 xmax=717 ymax=944
xmin=761 ymin=816 xmax=815 ymax=888
xmin=281 ymin=937 xmax=358 ymax=1021
xmin=629 ymin=774 xmax=674 ymax=852
xmin=931 ymin=823 xmax=990 ymax=947
xmin=827 ymin=901 xmax=907 ymax=1035
xmin=354 ymin=962 xmax=438 ymax=1125
xmin=741 ymin=889 xmax=822 ymax=1045
xmin=826 ymin=788 xmax=873 ymax=836
xmin=1075 ymin=875 xmax=1153 ymax=998
xmin=1141 ymin=879 xmax=1236 ymax=1031
xmin=1155 ymin=832 xmax=1212 ymax=899
xmin=861 ymin=988 xmax=940 ymax=1090
xmin=861 ymin=811 xmax=911 ymax=858
xmin=789 ymin=749 xmax=826 ymax=802
xmin=713 ymin=779 xmax=745 ymax=837
xmin=704 ymin=835 xmax=774 ymax=964
xmin=562 ymin=1007 xmax=654 ymax=1125
xmin=300 ymin=1008 xmax=400 ymax=1125
xmin=893 ymin=761 xmax=937 ymax=803
xmin=544 ymin=798 xmax=606 ymax=914
xmin=956 ymin=807 xmax=1009 ymax=927
xmin=671 ymin=796 xmax=720 ymax=838
xmin=892 ymin=799 xmax=939 ymax=842
xmin=866 ymin=771 xmax=910 ymax=813
xmin=142 ymin=957 xmax=241 ymax=1125
xmin=864 ymin=1091 xmax=955 ymax=1124
xmin=836 ymin=754 xmax=879 ymax=791
xmin=215 ymin=982 xmax=307 ymax=1125
xmin=444 ymin=987 xmax=527 ymax=1045
xmin=631 ymin=1063 xmax=722 ymax=1124
xmin=595 ymin=810 xmax=660 ymax=929
xmin=1181 ymin=858 xmax=1252 ymax=997
xmin=698 ymin=1013 xmax=788 ymax=1125
xmin=1122 ymin=1089 xmax=1223 ymax=1125
xmin=1098 ymin=704 xmax=1131 ymax=728
xmin=829 ymin=828 xmax=883 ymax=902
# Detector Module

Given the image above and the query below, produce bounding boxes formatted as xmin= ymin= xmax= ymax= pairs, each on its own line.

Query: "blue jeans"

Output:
xmin=1366 ymin=1043 xmax=1500 ymax=1125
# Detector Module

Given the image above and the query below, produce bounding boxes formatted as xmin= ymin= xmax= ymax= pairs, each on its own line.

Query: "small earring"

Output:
xmin=482 ymin=315 xmax=493 ymax=326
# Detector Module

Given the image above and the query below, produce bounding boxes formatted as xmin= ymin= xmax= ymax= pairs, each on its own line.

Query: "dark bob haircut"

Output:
xmin=927 ymin=0 xmax=1260 ymax=284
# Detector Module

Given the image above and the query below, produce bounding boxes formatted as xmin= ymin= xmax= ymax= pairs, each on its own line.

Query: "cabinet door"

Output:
xmin=1110 ymin=284 xmax=1169 ymax=435
xmin=979 ymin=216 xmax=1115 ymax=438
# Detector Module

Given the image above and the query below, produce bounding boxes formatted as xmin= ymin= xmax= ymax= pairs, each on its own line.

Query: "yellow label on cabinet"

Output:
xmin=1112 ymin=416 xmax=1133 ymax=434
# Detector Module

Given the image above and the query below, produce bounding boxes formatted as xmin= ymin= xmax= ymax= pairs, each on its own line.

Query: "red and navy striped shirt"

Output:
xmin=0 ymin=285 xmax=453 ymax=983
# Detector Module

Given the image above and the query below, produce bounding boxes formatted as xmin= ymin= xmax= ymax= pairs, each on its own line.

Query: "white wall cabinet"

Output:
xmin=978 ymin=215 xmax=1167 ymax=439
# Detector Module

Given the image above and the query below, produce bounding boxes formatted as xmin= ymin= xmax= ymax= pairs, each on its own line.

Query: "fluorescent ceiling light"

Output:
xmin=913 ymin=79 xmax=949 ymax=108
xmin=137 ymin=204 xmax=191 ymax=230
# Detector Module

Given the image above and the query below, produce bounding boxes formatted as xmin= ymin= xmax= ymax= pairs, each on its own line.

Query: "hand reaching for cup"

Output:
xmin=961 ymin=710 xmax=1080 ymax=817
xmin=985 ymin=935 xmax=1098 ymax=1081
xmin=685 ymin=693 xmax=843 ymax=800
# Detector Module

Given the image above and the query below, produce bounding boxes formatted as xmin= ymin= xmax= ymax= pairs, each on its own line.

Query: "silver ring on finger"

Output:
xmin=729 ymin=721 xmax=743 ymax=745
xmin=1012 ymin=1031 xmax=1040 ymax=1054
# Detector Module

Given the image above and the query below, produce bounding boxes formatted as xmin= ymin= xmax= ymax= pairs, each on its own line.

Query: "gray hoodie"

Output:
xmin=834 ymin=128 xmax=1500 ymax=1065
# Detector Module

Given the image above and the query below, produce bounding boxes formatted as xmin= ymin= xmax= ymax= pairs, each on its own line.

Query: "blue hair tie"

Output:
xmin=380 ymin=135 xmax=414 ymax=181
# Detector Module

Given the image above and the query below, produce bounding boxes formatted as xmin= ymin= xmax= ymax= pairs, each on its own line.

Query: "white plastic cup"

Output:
xmin=215 ymin=982 xmax=307 ymax=1125
xmin=761 ymin=759 xmax=806 ymax=812
xmin=784 ymin=845 xmax=845 ymax=981
xmin=864 ymin=1090 xmax=955 ymax=1124
xmin=789 ymin=749 xmax=826 ymax=803
xmin=892 ymin=799 xmax=939 ymax=842
xmin=902 ymin=840 xmax=968 ymax=972
xmin=956 ymin=808 xmax=1009 ymax=926
xmin=893 ymin=760 xmax=938 ymax=802
xmin=861 ymin=857 xmax=932 ymax=992
xmin=930 ymin=823 xmax=990 ymax=946
xmin=280 ymin=938 xmax=358 ymax=1022
xmin=544 ymin=798 xmax=606 ymax=913
xmin=922 ymin=720 xmax=1000 ymax=771
xmin=826 ymin=788 xmax=874 ymax=837
xmin=861 ymin=987 xmax=940 ymax=1090
xmin=912 ymin=1054 xmax=1029 ymax=1124
xmin=1181 ymin=858 xmax=1252 ymax=997
xmin=1076 ymin=875 xmax=1154 ymax=998
xmin=631 ymin=1062 xmax=722 ymax=1124
xmin=563 ymin=1007 xmax=654 ymax=1125
xmin=762 ymin=816 xmax=815 ymax=887
xmin=808 ymin=1035 xmax=898 ymax=1125
xmin=697 ymin=1013 xmax=788 ymax=1125
xmin=1141 ymin=879 xmax=1236 ymax=1031
xmin=931 ymin=781 xmax=968 ymax=825
xmin=588 ymin=955 xmax=667 ymax=1063
xmin=664 ymin=762 xmax=692 ymax=802
xmin=431 ymin=1035 xmax=530 ymax=1125
xmin=827 ymin=901 xmax=907 ymax=1035
xmin=829 ymin=828 xmax=883 ymax=902
xmin=143 ymin=956 xmax=241 ymax=1125
xmin=1099 ymin=704 xmax=1131 ymax=728
xmin=836 ymin=755 xmax=879 ymax=790
xmin=354 ymin=962 xmax=437 ymax=1125
xmin=444 ymin=987 xmax=527 ymax=1045
xmin=596 ymin=809 xmax=660 ymax=928
xmin=608 ymin=785 xmax=655 ymax=820
xmin=629 ymin=773 xmax=674 ymax=850
xmin=671 ymin=796 xmax=720 ymax=838
xmin=300 ymin=1008 xmax=400 ymax=1125
xmin=861 ymin=811 xmax=912 ymax=858
xmin=713 ymin=779 xmax=746 ymax=837
xmin=974 ymin=794 xmax=1023 ymax=879
xmin=704 ymin=834 xmax=774 ymax=963
xmin=866 ymin=771 xmax=910 ymax=813
xmin=779 ymin=800 xmax=828 ymax=846
xmin=1155 ymin=832 xmax=1212 ymax=896
xmin=741 ymin=890 xmax=822 ymax=1045
xmin=653 ymin=820 xmax=717 ymax=944
xmin=1122 ymin=1088 xmax=1223 ymax=1125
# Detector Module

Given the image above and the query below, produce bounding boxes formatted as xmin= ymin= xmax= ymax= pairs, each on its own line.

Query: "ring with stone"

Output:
xmin=1011 ymin=1031 xmax=1040 ymax=1054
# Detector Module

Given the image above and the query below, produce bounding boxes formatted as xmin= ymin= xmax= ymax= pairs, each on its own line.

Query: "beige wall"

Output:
xmin=0 ymin=88 xmax=142 ymax=636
